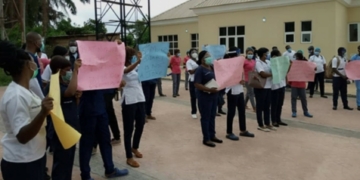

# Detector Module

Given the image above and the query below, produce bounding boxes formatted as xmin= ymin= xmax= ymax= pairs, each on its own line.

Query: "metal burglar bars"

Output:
xmin=94 ymin=0 xmax=151 ymax=46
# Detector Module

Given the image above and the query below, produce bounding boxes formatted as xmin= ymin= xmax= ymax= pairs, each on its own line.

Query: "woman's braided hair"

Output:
xmin=0 ymin=41 xmax=31 ymax=77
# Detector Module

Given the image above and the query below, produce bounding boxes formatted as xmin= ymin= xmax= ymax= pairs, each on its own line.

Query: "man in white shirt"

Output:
xmin=308 ymin=47 xmax=327 ymax=98
xmin=332 ymin=47 xmax=353 ymax=111
xmin=282 ymin=45 xmax=296 ymax=61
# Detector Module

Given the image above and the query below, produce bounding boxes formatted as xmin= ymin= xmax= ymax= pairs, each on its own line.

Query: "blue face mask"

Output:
xmin=247 ymin=55 xmax=253 ymax=59
xmin=287 ymin=49 xmax=292 ymax=53
xmin=314 ymin=52 xmax=320 ymax=56
xmin=266 ymin=53 xmax=271 ymax=60
xmin=205 ymin=57 xmax=213 ymax=65
xmin=40 ymin=42 xmax=45 ymax=52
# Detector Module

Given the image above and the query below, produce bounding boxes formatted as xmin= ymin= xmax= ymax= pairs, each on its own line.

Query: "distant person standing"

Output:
xmin=350 ymin=45 xmax=360 ymax=110
xmin=308 ymin=47 xmax=327 ymax=98
xmin=282 ymin=45 xmax=296 ymax=61
xmin=170 ymin=49 xmax=182 ymax=97
xmin=332 ymin=47 xmax=353 ymax=111
xmin=307 ymin=46 xmax=315 ymax=90
xmin=183 ymin=51 xmax=191 ymax=90
xmin=186 ymin=49 xmax=199 ymax=119
xmin=68 ymin=40 xmax=79 ymax=69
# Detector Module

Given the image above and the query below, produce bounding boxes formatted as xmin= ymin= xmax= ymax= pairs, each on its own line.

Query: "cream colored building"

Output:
xmin=151 ymin=0 xmax=360 ymax=60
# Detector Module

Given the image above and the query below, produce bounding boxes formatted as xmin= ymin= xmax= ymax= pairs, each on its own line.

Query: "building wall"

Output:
xmin=197 ymin=1 xmax=338 ymax=60
xmin=335 ymin=2 xmax=348 ymax=57
xmin=151 ymin=22 xmax=198 ymax=55
xmin=347 ymin=6 xmax=360 ymax=55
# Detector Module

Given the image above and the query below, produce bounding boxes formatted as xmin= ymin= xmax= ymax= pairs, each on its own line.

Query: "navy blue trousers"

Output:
xmin=51 ymin=133 xmax=76 ymax=180
xmin=197 ymin=93 xmax=218 ymax=142
xmin=271 ymin=87 xmax=285 ymax=124
xmin=142 ymin=82 xmax=156 ymax=116
xmin=79 ymin=113 xmax=114 ymax=180
xmin=1 ymin=155 xmax=46 ymax=180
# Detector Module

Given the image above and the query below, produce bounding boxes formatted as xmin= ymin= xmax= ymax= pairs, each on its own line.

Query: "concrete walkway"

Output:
xmin=0 ymin=80 xmax=359 ymax=180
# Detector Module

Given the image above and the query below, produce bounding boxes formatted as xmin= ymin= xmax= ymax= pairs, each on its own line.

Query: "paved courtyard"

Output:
xmin=0 ymin=80 xmax=359 ymax=180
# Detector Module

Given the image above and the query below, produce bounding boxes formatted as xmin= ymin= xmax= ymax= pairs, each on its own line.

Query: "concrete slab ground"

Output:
xmin=0 ymin=80 xmax=359 ymax=180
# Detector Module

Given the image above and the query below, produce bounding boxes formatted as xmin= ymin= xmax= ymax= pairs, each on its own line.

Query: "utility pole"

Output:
xmin=0 ymin=0 xmax=4 ymax=40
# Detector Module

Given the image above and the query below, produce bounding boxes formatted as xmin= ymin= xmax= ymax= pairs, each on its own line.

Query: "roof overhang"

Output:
xmin=191 ymin=0 xmax=335 ymax=16
xmin=151 ymin=17 xmax=198 ymax=26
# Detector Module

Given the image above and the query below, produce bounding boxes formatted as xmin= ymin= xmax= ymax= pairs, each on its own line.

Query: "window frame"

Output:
xmin=348 ymin=23 xmax=360 ymax=43
xmin=301 ymin=21 xmax=312 ymax=44
xmin=218 ymin=26 xmax=246 ymax=53
xmin=284 ymin=22 xmax=295 ymax=44
xmin=158 ymin=35 xmax=178 ymax=55
xmin=190 ymin=33 xmax=199 ymax=50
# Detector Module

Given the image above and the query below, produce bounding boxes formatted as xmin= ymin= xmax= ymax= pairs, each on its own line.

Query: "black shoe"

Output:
xmin=279 ymin=122 xmax=288 ymax=126
xmin=309 ymin=95 xmax=313 ymax=98
xmin=216 ymin=113 xmax=221 ymax=116
xmin=218 ymin=111 xmax=226 ymax=115
xmin=358 ymin=106 xmax=360 ymax=111
xmin=321 ymin=95 xmax=328 ymax=98
xmin=177 ymin=94 xmax=180 ymax=96
xmin=173 ymin=95 xmax=176 ymax=98
xmin=211 ymin=137 xmax=223 ymax=143
xmin=273 ymin=123 xmax=279 ymax=127
xmin=240 ymin=131 xmax=255 ymax=138
xmin=185 ymin=88 xmax=188 ymax=91
xmin=159 ymin=94 xmax=166 ymax=97
xmin=226 ymin=134 xmax=239 ymax=141
xmin=44 ymin=173 xmax=51 ymax=180
xmin=333 ymin=106 xmax=337 ymax=110
xmin=203 ymin=141 xmax=216 ymax=147
xmin=344 ymin=106 xmax=354 ymax=110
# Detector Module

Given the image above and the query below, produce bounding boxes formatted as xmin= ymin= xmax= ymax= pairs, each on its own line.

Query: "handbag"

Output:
xmin=248 ymin=69 xmax=266 ymax=89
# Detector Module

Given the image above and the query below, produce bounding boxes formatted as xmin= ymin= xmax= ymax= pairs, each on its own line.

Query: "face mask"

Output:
xmin=69 ymin=46 xmax=78 ymax=53
xmin=247 ymin=55 xmax=253 ymax=59
xmin=61 ymin=71 xmax=73 ymax=82
xmin=266 ymin=53 xmax=271 ymax=60
xmin=31 ymin=68 xmax=38 ymax=79
xmin=314 ymin=52 xmax=320 ymax=56
xmin=205 ymin=57 xmax=213 ymax=65
xmin=191 ymin=53 xmax=198 ymax=59
xmin=40 ymin=42 xmax=45 ymax=52
xmin=65 ymin=56 xmax=70 ymax=61
xmin=177 ymin=53 xmax=181 ymax=56
xmin=287 ymin=49 xmax=292 ymax=53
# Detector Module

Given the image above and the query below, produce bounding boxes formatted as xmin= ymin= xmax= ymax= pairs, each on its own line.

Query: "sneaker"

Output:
xmin=257 ymin=126 xmax=270 ymax=132
xmin=191 ymin=114 xmax=197 ymax=119
xmin=226 ymin=134 xmax=239 ymax=141
xmin=92 ymin=147 xmax=97 ymax=155
xmin=292 ymin=112 xmax=297 ymax=118
xmin=111 ymin=138 xmax=121 ymax=145
xmin=105 ymin=167 xmax=129 ymax=177
xmin=304 ymin=112 xmax=313 ymax=118
xmin=266 ymin=125 xmax=277 ymax=131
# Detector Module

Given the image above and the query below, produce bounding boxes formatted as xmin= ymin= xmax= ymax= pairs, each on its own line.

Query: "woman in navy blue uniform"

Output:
xmin=194 ymin=51 xmax=223 ymax=147
xmin=44 ymin=55 xmax=81 ymax=180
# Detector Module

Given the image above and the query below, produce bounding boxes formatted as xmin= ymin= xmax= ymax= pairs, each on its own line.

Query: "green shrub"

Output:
xmin=0 ymin=70 xmax=11 ymax=86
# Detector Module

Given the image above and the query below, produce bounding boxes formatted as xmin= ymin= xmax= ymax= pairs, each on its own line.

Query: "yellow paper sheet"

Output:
xmin=49 ymin=72 xmax=81 ymax=149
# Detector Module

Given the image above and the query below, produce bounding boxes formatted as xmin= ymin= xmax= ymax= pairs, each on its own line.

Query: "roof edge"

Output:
xmin=152 ymin=17 xmax=198 ymax=26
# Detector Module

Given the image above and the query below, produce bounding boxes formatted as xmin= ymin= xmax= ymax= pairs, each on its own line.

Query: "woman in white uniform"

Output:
xmin=0 ymin=41 xmax=54 ymax=179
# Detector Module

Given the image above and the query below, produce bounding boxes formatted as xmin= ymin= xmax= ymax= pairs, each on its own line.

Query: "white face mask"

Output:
xmin=69 ymin=46 xmax=77 ymax=53
xmin=65 ymin=56 xmax=70 ymax=61
xmin=191 ymin=53 xmax=198 ymax=59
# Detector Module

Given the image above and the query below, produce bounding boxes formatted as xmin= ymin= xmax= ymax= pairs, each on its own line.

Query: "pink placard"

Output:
xmin=345 ymin=60 xmax=360 ymax=80
xmin=214 ymin=56 xmax=245 ymax=90
xmin=77 ymin=41 xmax=125 ymax=91
xmin=287 ymin=61 xmax=316 ymax=82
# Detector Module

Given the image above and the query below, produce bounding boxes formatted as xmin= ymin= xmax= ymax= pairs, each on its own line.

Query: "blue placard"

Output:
xmin=138 ymin=42 xmax=170 ymax=81
xmin=203 ymin=45 xmax=227 ymax=60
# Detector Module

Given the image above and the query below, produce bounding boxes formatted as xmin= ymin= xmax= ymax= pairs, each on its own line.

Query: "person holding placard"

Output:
xmin=332 ymin=47 xmax=353 ymax=111
xmin=308 ymin=47 xmax=327 ymax=98
xmin=243 ymin=47 xmax=256 ymax=112
xmin=170 ymin=49 xmax=182 ymax=97
xmin=254 ymin=48 xmax=276 ymax=132
xmin=289 ymin=52 xmax=313 ymax=118
xmin=0 ymin=41 xmax=54 ymax=179
xmin=350 ymin=45 xmax=360 ymax=110
xmin=270 ymin=49 xmax=288 ymax=127
xmin=194 ymin=50 xmax=222 ymax=147
xmin=224 ymin=50 xmax=255 ymax=141
xmin=121 ymin=47 xmax=146 ymax=168
xmin=44 ymin=56 xmax=82 ymax=180
xmin=186 ymin=49 xmax=199 ymax=119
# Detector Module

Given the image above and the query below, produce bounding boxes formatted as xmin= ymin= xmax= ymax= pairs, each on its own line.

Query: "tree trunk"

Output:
xmin=18 ymin=0 xmax=25 ymax=43
xmin=42 ymin=0 xmax=48 ymax=36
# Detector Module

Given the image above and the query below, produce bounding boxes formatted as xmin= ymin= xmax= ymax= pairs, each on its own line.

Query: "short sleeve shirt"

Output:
xmin=121 ymin=66 xmax=146 ymax=105
xmin=332 ymin=56 xmax=346 ymax=77
xmin=194 ymin=66 xmax=217 ymax=96
xmin=186 ymin=59 xmax=199 ymax=82
xmin=255 ymin=60 xmax=272 ymax=89
xmin=309 ymin=55 xmax=326 ymax=73
xmin=0 ymin=82 xmax=46 ymax=163
xmin=170 ymin=56 xmax=182 ymax=74
xmin=41 ymin=65 xmax=52 ymax=82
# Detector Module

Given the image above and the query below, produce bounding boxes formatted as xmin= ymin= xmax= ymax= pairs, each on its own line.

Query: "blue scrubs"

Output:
xmin=45 ymin=83 xmax=79 ymax=180
xmin=79 ymin=89 xmax=115 ymax=180
xmin=194 ymin=66 xmax=218 ymax=142
xmin=351 ymin=54 xmax=360 ymax=107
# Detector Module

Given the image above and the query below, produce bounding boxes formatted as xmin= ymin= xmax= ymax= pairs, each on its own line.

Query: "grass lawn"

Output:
xmin=0 ymin=70 xmax=11 ymax=86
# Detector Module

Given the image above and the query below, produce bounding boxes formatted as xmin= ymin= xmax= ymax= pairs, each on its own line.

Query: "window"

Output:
xmin=284 ymin=22 xmax=295 ymax=43
xmin=218 ymin=26 xmax=245 ymax=53
xmin=349 ymin=23 xmax=360 ymax=42
xmin=191 ymin=33 xmax=199 ymax=50
xmin=301 ymin=21 xmax=312 ymax=43
xmin=158 ymin=35 xmax=178 ymax=55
